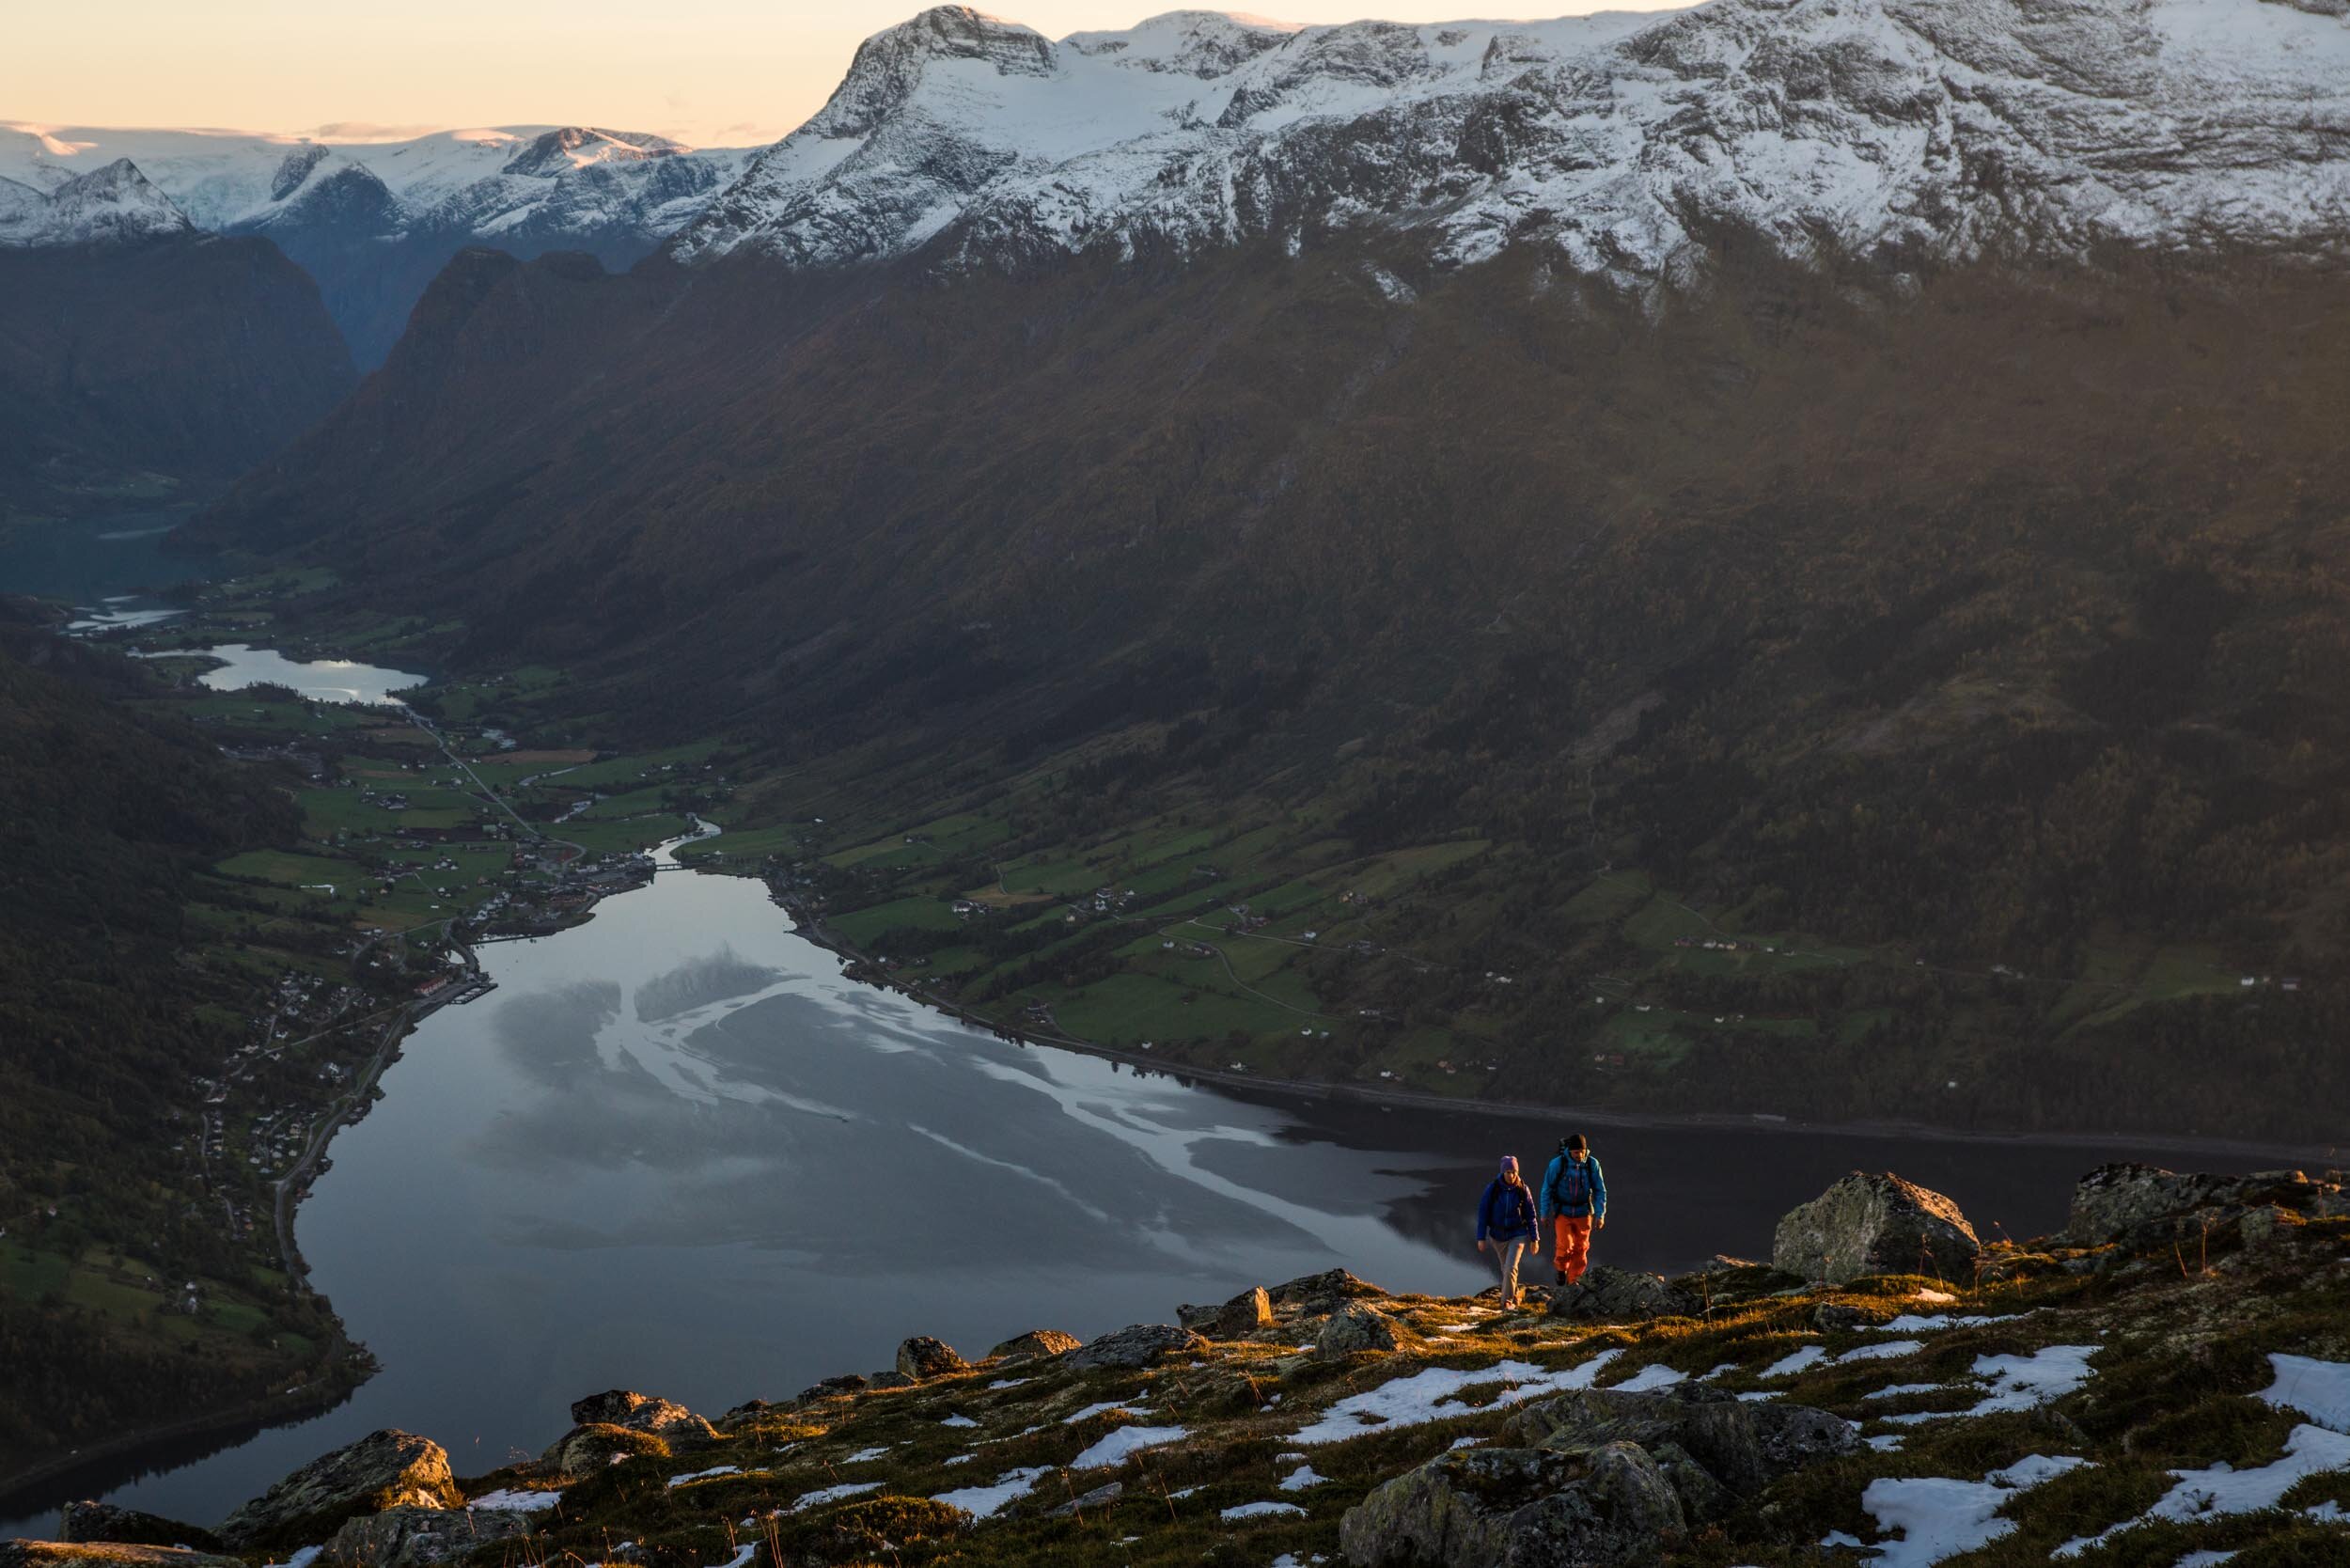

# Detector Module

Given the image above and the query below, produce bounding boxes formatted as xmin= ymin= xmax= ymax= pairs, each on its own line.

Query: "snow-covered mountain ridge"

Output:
xmin=672 ymin=0 xmax=2350 ymax=279
xmin=0 ymin=158 xmax=194 ymax=248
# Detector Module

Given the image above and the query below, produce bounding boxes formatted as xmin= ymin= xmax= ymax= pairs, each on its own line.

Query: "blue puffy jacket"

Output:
xmin=1478 ymin=1178 xmax=1538 ymax=1242
xmin=1538 ymin=1152 xmax=1607 ymax=1222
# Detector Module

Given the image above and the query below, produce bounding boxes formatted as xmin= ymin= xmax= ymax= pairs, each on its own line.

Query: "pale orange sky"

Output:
xmin=8 ymin=0 xmax=1689 ymax=149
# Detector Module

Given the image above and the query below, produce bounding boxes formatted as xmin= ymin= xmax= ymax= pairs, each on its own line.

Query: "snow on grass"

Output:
xmin=1278 ymin=1464 xmax=1325 ymax=1491
xmin=2052 ymin=1422 xmax=2350 ymax=1558
xmin=1837 ymin=1339 xmax=1927 ymax=1363
xmin=940 ymin=1414 xmax=979 ymax=1428
xmin=1223 ymin=1500 xmax=1308 ymax=1521
xmin=789 ymin=1482 xmax=881 ymax=1513
xmin=2174 ymin=1553 xmax=2239 ymax=1567
xmin=943 ymin=1453 xmax=975 ymax=1466
xmin=1612 ymin=1363 xmax=1689 ymax=1393
xmin=1868 ymin=1435 xmax=1906 ymax=1451
xmin=933 ymin=1466 xmax=1053 ymax=1519
xmin=987 ymin=1377 xmax=1029 ymax=1389
xmin=1880 ymin=1314 xmax=2026 ymax=1332
xmin=1882 ymin=1345 xmax=2098 ymax=1426
xmin=1071 ymin=1424 xmax=1191 ymax=1470
xmin=262 ymin=1548 xmax=321 ymax=1568
xmin=2258 ymin=1354 xmax=2350 ymax=1434
xmin=1290 ymin=1352 xmax=1622 ymax=1447
xmin=1914 ymin=1289 xmax=1957 ymax=1304
xmin=705 ymin=1547 xmax=756 ymax=1568
xmin=1867 ymin=1383 xmax=1948 ymax=1402
xmin=464 ymin=1488 xmax=564 ymax=1512
xmin=1761 ymin=1345 xmax=1827 ymax=1378
xmin=1061 ymin=1399 xmax=1138 ymax=1424
xmin=668 ymin=1465 xmax=742 ymax=1488
xmin=1860 ymin=1453 xmax=2089 ymax=1567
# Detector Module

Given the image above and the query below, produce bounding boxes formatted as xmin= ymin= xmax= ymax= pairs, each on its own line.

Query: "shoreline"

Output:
xmin=770 ymin=883 xmax=2343 ymax=1170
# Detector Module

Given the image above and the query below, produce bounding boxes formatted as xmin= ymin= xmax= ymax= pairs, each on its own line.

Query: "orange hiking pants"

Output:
xmin=1552 ymin=1215 xmax=1594 ymax=1284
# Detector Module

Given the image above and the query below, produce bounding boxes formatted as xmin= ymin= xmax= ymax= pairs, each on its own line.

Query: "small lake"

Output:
xmin=165 ymin=644 xmax=425 ymax=707
xmin=0 ymin=834 xmax=2266 ymax=1536
xmin=0 ymin=507 xmax=205 ymax=631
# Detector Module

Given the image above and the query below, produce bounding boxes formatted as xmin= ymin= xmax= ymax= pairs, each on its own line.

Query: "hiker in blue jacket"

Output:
xmin=1476 ymin=1155 xmax=1540 ymax=1308
xmin=1538 ymin=1133 xmax=1608 ymax=1285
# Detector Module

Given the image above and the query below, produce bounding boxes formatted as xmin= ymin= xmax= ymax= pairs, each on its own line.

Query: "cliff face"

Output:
xmin=16 ymin=1166 xmax=2347 ymax=1566
xmin=0 ymin=229 xmax=352 ymax=517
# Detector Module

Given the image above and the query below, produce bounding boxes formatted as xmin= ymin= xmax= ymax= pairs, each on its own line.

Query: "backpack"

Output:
xmin=1550 ymin=1147 xmax=1591 ymax=1210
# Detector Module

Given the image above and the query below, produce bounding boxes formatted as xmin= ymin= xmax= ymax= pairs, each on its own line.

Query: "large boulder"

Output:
xmin=1338 ymin=1440 xmax=1685 ymax=1568
xmin=218 ymin=1430 xmax=462 ymax=1551
xmin=1316 ymin=1302 xmax=1406 ymax=1358
xmin=2065 ymin=1164 xmax=2348 ymax=1248
xmin=1507 ymin=1384 xmax=1857 ymax=1504
xmin=1267 ymin=1269 xmax=1384 ymax=1310
xmin=1 ymin=1546 xmax=243 ymax=1568
xmin=1178 ymin=1286 xmax=1276 ymax=1341
xmin=987 ymin=1329 xmax=1080 ymax=1362
xmin=566 ymin=1390 xmax=715 ymax=1442
xmin=324 ymin=1507 xmax=536 ymax=1568
xmin=1772 ymin=1172 xmax=1980 ymax=1285
xmin=1064 ymin=1323 xmax=1211 ymax=1371
xmin=57 ymin=1505 xmax=219 ymax=1552
xmin=538 ymin=1422 xmax=671 ymax=1478
xmin=895 ymin=1336 xmax=969 ymax=1380
xmin=1545 ymin=1265 xmax=1698 ymax=1323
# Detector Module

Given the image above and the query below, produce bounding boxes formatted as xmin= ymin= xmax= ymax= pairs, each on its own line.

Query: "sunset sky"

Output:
xmin=11 ymin=0 xmax=1688 ymax=149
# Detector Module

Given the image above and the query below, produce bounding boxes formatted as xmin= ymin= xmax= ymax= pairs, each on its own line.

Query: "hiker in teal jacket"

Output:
xmin=1537 ymin=1133 xmax=1607 ymax=1286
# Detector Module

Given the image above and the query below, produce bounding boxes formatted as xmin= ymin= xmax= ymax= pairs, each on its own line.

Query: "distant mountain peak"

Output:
xmin=0 ymin=156 xmax=194 ymax=249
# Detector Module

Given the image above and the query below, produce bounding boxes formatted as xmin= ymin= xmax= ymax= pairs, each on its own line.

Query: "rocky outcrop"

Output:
xmin=568 ymin=1390 xmax=714 ymax=1441
xmin=1178 ymin=1286 xmax=1276 ymax=1340
xmin=1339 ymin=1441 xmax=1686 ymax=1567
xmin=218 ymin=1430 xmax=462 ymax=1551
xmin=539 ymin=1422 xmax=673 ymax=1476
xmin=1316 ymin=1302 xmax=1406 ymax=1357
xmin=1545 ymin=1266 xmax=1698 ymax=1323
xmin=1268 ymin=1269 xmax=1385 ymax=1310
xmin=324 ymin=1507 xmax=536 ymax=1568
xmin=55 ymin=1506 xmax=218 ymax=1552
xmin=1773 ymin=1173 xmax=1980 ymax=1285
xmin=1507 ymin=1385 xmax=1859 ymax=1504
xmin=0 ymin=1547 xmax=243 ymax=1568
xmin=986 ymin=1329 xmax=1080 ymax=1361
xmin=2065 ymin=1165 xmax=2348 ymax=1249
xmin=1064 ymin=1323 xmax=1211 ymax=1371
xmin=896 ymin=1336 xmax=970 ymax=1379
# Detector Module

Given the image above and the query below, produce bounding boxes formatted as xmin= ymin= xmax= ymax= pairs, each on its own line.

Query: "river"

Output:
xmin=0 ymin=826 xmax=2266 ymax=1538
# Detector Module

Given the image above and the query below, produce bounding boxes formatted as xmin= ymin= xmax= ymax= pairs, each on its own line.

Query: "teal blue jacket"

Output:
xmin=1538 ymin=1152 xmax=1607 ymax=1221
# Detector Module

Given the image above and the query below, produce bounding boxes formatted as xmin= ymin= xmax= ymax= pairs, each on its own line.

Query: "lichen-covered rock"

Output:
xmin=1338 ymin=1440 xmax=1685 ymax=1567
xmin=324 ymin=1507 xmax=536 ymax=1568
xmin=218 ymin=1430 xmax=462 ymax=1551
xmin=791 ymin=1374 xmax=870 ymax=1406
xmin=1545 ymin=1265 xmax=1698 ymax=1322
xmin=56 ymin=1504 xmax=219 ymax=1552
xmin=0 ymin=1545 xmax=243 ymax=1568
xmin=2065 ymin=1165 xmax=2348 ymax=1248
xmin=566 ymin=1390 xmax=715 ymax=1443
xmin=1508 ymin=1384 xmax=1857 ymax=1502
xmin=986 ymin=1329 xmax=1080 ymax=1361
xmin=1064 ymin=1323 xmax=1211 ymax=1370
xmin=1178 ymin=1286 xmax=1276 ymax=1340
xmin=1813 ymin=1303 xmax=1873 ymax=1332
xmin=1316 ymin=1302 xmax=1405 ymax=1357
xmin=1773 ymin=1172 xmax=1980 ymax=1285
xmin=1267 ymin=1268 xmax=1384 ymax=1309
xmin=538 ymin=1422 xmax=671 ymax=1477
xmin=895 ymin=1336 xmax=969 ymax=1379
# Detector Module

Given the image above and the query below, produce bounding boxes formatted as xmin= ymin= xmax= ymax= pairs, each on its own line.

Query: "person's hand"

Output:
xmin=1596 ymin=1216 xmax=1607 ymax=1231
xmin=1477 ymin=1238 xmax=1489 ymax=1251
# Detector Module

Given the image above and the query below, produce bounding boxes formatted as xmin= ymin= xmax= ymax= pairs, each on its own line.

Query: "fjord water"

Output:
xmin=172 ymin=644 xmax=422 ymax=705
xmin=2 ymin=836 xmax=2249 ymax=1535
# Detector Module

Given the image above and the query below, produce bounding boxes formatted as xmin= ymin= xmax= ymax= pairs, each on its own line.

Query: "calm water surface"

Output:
xmin=164 ymin=644 xmax=424 ymax=706
xmin=0 ymin=837 xmax=2258 ymax=1536
xmin=0 ymin=507 xmax=202 ymax=628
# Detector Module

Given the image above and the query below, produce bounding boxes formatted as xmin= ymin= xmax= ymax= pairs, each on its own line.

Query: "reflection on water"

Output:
xmin=0 ymin=839 xmax=2264 ymax=1535
xmin=159 ymin=645 xmax=426 ymax=707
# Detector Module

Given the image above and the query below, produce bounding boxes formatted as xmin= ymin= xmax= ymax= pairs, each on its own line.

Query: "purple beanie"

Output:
xmin=1499 ymin=1155 xmax=1520 ymax=1177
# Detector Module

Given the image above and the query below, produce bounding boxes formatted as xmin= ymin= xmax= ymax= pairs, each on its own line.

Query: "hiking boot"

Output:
xmin=1555 ymin=1269 xmax=1568 ymax=1286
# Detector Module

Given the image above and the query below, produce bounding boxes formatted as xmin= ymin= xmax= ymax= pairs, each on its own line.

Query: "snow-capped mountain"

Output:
xmin=0 ymin=158 xmax=194 ymax=249
xmin=672 ymin=0 xmax=2350 ymax=280
xmin=0 ymin=124 xmax=756 ymax=364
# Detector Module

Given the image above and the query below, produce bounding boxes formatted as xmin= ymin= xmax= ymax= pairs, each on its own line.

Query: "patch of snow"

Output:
xmin=1290 ymin=1352 xmax=1622 ymax=1446
xmin=987 ymin=1377 xmax=1029 ymax=1389
xmin=1222 ymin=1500 xmax=1308 ymax=1520
xmin=1860 ymin=1453 xmax=2090 ymax=1567
xmin=941 ymin=1414 xmax=979 ymax=1428
xmin=1882 ymin=1345 xmax=2099 ymax=1426
xmin=263 ymin=1548 xmax=322 ymax=1568
xmin=934 ymin=1466 xmax=1052 ymax=1519
xmin=1838 ymin=1339 xmax=1927 ymax=1364
xmin=1278 ymin=1464 xmax=1325 ymax=1491
xmin=1611 ymin=1363 xmax=1688 ymax=1393
xmin=705 ymin=1547 xmax=756 ymax=1568
xmin=2258 ymin=1354 xmax=2350 ymax=1435
xmin=1880 ymin=1314 xmax=2025 ymax=1332
xmin=1867 ymin=1383 xmax=1948 ymax=1402
xmin=1913 ymin=1289 xmax=1957 ymax=1304
xmin=2174 ymin=1552 xmax=2239 ymax=1567
xmin=1761 ymin=1345 xmax=1827 ymax=1379
xmin=790 ymin=1482 xmax=881 ymax=1513
xmin=1820 ymin=1529 xmax=1867 ymax=1547
xmin=2147 ymin=1424 xmax=2350 ymax=1523
xmin=843 ymin=1446 xmax=894 ymax=1463
xmin=465 ymin=1488 xmax=564 ymax=1512
xmin=668 ymin=1465 xmax=742 ymax=1488
xmin=2308 ymin=1499 xmax=2347 ymax=1521
xmin=1447 ymin=1435 xmax=1483 ymax=1450
xmin=1061 ymin=1399 xmax=1137 ymax=1424
xmin=943 ymin=1452 xmax=975 ymax=1466
xmin=1868 ymin=1435 xmax=1905 ymax=1452
xmin=1071 ymin=1423 xmax=1190 ymax=1469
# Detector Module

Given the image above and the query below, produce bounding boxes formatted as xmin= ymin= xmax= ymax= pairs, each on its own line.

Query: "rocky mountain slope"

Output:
xmin=2 ymin=125 xmax=753 ymax=364
xmin=672 ymin=0 xmax=2350 ymax=278
xmin=0 ymin=166 xmax=352 ymax=516
xmin=9 ymin=1164 xmax=2345 ymax=1565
